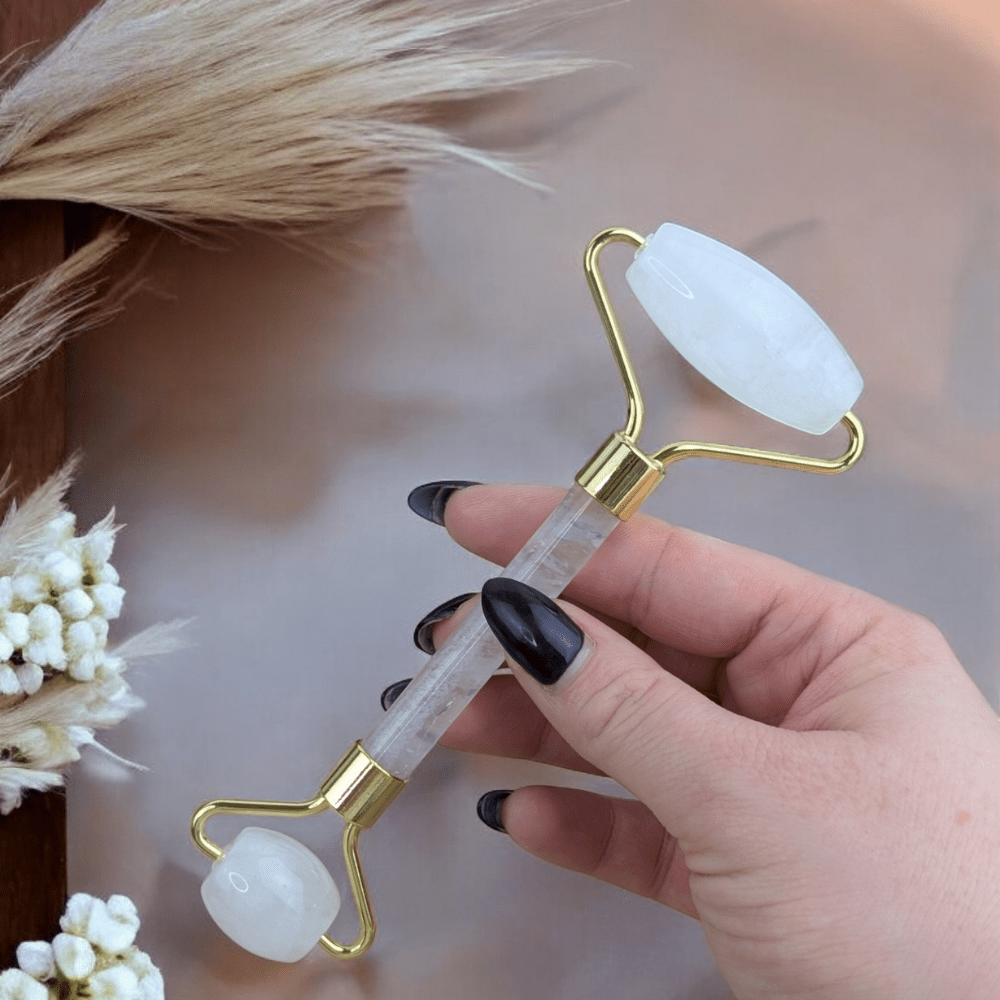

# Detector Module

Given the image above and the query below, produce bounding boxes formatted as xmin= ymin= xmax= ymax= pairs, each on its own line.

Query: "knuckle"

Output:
xmin=624 ymin=528 xmax=676 ymax=627
xmin=898 ymin=608 xmax=947 ymax=648
xmin=869 ymin=604 xmax=952 ymax=665
xmin=573 ymin=663 xmax=669 ymax=755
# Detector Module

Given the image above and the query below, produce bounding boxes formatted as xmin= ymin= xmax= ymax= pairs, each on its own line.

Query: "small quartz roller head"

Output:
xmin=200 ymin=828 xmax=342 ymax=963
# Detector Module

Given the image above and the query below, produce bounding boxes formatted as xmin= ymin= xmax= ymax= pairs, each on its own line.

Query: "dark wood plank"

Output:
xmin=0 ymin=208 xmax=68 ymax=969
xmin=0 ymin=0 xmax=100 ymax=966
xmin=0 ymin=2 xmax=96 ymax=58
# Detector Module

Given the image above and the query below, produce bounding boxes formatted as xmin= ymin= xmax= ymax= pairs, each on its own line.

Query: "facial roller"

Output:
xmin=191 ymin=223 xmax=866 ymax=962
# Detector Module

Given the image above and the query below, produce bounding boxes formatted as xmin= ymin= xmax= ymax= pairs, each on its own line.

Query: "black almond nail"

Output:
xmin=413 ymin=592 xmax=478 ymax=654
xmin=476 ymin=790 xmax=512 ymax=832
xmin=480 ymin=578 xmax=584 ymax=686
xmin=407 ymin=481 xmax=480 ymax=526
xmin=380 ymin=678 xmax=411 ymax=711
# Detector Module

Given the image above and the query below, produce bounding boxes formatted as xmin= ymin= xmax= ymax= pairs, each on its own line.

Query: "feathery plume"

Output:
xmin=0 ymin=230 xmax=130 ymax=392
xmin=0 ymin=0 xmax=585 ymax=232
xmin=0 ymin=0 xmax=585 ymax=389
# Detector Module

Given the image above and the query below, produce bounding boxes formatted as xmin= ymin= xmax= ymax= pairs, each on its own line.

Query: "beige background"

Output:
xmin=65 ymin=1 xmax=999 ymax=997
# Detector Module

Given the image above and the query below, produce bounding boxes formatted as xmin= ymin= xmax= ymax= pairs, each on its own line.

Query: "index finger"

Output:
xmin=442 ymin=483 xmax=869 ymax=663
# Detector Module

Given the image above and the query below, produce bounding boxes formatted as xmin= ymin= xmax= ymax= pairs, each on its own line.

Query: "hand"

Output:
xmin=420 ymin=484 xmax=1000 ymax=1000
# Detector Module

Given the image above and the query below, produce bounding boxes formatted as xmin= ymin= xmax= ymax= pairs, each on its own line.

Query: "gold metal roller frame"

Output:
xmin=190 ymin=225 xmax=865 ymax=963
xmin=574 ymin=228 xmax=864 ymax=520
xmin=191 ymin=742 xmax=403 ymax=959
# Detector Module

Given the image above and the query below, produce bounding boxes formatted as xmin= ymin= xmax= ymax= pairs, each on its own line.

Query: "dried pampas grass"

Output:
xmin=0 ymin=226 xmax=133 ymax=392
xmin=0 ymin=464 xmax=185 ymax=814
xmin=0 ymin=0 xmax=584 ymax=230
xmin=0 ymin=0 xmax=585 ymax=391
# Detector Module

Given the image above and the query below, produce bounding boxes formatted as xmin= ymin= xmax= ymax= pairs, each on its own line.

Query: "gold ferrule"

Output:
xmin=320 ymin=742 xmax=405 ymax=829
xmin=575 ymin=431 xmax=665 ymax=520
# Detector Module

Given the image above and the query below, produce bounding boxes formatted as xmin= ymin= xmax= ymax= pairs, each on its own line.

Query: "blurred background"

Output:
xmin=66 ymin=1 xmax=999 ymax=997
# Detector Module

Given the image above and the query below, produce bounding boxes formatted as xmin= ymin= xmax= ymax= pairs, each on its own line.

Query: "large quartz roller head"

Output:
xmin=201 ymin=827 xmax=341 ymax=963
xmin=625 ymin=224 xmax=863 ymax=434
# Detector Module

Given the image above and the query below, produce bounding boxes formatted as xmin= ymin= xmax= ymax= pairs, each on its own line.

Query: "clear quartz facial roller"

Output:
xmin=191 ymin=223 xmax=866 ymax=962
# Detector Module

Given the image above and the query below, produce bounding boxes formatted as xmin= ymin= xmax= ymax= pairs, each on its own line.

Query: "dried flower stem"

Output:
xmin=0 ymin=229 xmax=128 ymax=392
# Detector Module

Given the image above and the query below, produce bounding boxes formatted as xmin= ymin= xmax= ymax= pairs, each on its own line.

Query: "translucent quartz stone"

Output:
xmin=625 ymin=223 xmax=863 ymax=434
xmin=363 ymin=485 xmax=620 ymax=778
xmin=201 ymin=827 xmax=340 ymax=962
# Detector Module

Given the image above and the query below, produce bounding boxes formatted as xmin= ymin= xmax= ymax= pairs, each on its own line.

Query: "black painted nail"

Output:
xmin=380 ymin=678 xmax=411 ymax=711
xmin=413 ymin=592 xmax=478 ymax=654
xmin=407 ymin=481 xmax=480 ymax=526
xmin=480 ymin=578 xmax=584 ymax=685
xmin=476 ymin=790 xmax=512 ymax=832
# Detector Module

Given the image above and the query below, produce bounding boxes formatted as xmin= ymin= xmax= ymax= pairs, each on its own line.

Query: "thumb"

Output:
xmin=479 ymin=577 xmax=773 ymax=841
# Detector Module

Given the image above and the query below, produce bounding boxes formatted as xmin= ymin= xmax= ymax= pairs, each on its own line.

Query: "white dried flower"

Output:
xmin=90 ymin=584 xmax=125 ymax=621
xmin=94 ymin=895 xmax=141 ymax=953
xmin=66 ymin=620 xmax=98 ymax=656
xmin=50 ymin=642 xmax=69 ymax=671
xmin=0 ymin=968 xmax=48 ymax=1000
xmin=68 ymin=652 xmax=98 ymax=683
xmin=40 ymin=511 xmax=76 ymax=546
xmin=89 ymin=965 xmax=139 ymax=1000
xmin=25 ymin=639 xmax=65 ymax=671
xmin=41 ymin=551 xmax=84 ymax=590
xmin=136 ymin=966 xmax=164 ymax=1000
xmin=15 ymin=940 xmax=54 ymax=980
xmin=83 ymin=525 xmax=116 ymax=570
xmin=60 ymin=894 xmax=141 ymax=954
xmin=0 ymin=467 xmax=184 ymax=813
xmin=1 ymin=612 xmax=29 ymax=648
xmin=11 ymin=574 xmax=45 ymax=605
xmin=94 ymin=563 xmax=120 ymax=586
xmin=121 ymin=947 xmax=153 ymax=978
xmin=88 ymin=616 xmax=110 ymax=645
xmin=52 ymin=933 xmax=96 ymax=980
xmin=0 ymin=666 xmax=19 ymax=696
xmin=15 ymin=664 xmax=44 ymax=696
xmin=4 ymin=895 xmax=162 ymax=996
xmin=59 ymin=588 xmax=95 ymax=621
xmin=27 ymin=604 xmax=62 ymax=641
xmin=61 ymin=893 xmax=98 ymax=936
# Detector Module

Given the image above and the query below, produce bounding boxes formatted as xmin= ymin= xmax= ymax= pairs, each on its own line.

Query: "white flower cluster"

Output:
xmin=0 ymin=894 xmax=163 ymax=1000
xmin=0 ymin=511 xmax=124 ymax=697
xmin=0 ymin=467 xmax=184 ymax=813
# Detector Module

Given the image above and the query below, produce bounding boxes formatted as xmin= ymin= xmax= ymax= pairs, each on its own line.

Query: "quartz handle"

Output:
xmin=361 ymin=485 xmax=620 ymax=779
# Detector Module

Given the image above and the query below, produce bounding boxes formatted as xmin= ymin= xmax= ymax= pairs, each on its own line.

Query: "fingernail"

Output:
xmin=413 ymin=592 xmax=477 ymax=654
xmin=407 ymin=481 xmax=480 ymax=526
xmin=380 ymin=678 xmax=411 ymax=710
xmin=476 ymin=790 xmax=512 ymax=832
xmin=480 ymin=578 xmax=584 ymax=686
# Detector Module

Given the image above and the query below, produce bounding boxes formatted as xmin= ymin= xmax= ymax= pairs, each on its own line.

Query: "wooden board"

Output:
xmin=0 ymin=1 xmax=100 ymax=967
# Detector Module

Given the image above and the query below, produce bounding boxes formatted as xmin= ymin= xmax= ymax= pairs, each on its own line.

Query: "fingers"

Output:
xmin=423 ymin=587 xmax=744 ymax=818
xmin=440 ymin=674 xmax=605 ymax=775
xmin=425 ymin=577 xmax=723 ymax=704
xmin=491 ymin=785 xmax=696 ymax=918
xmin=443 ymin=484 xmax=849 ymax=660
xmin=442 ymin=484 xmax=890 ymax=724
xmin=477 ymin=578 xmax=765 ymax=838
xmin=425 ymin=597 xmax=606 ymax=774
